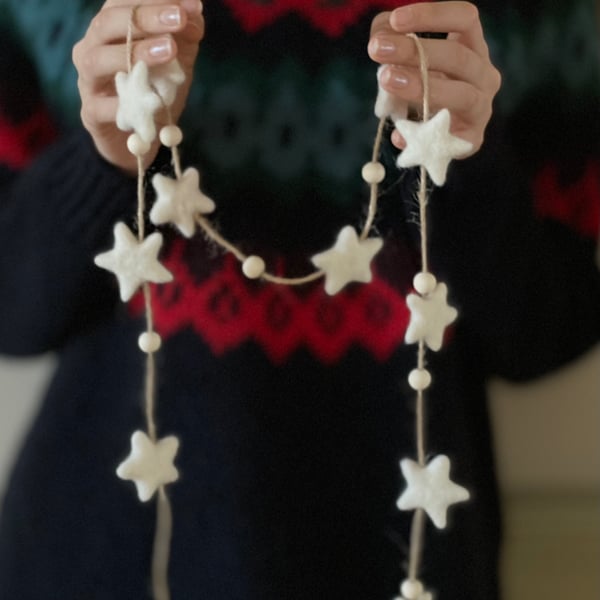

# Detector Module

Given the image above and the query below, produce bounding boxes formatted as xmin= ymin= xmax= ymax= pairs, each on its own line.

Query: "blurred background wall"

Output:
xmin=1 ymin=346 xmax=599 ymax=598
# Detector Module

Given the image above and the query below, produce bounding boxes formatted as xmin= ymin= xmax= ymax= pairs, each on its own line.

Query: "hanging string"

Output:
xmin=126 ymin=10 xmax=174 ymax=598
xmin=405 ymin=32 xmax=432 ymax=592
xmin=187 ymin=111 xmax=386 ymax=285
xmin=120 ymin=9 xmax=446 ymax=599
xmin=152 ymin=488 xmax=174 ymax=600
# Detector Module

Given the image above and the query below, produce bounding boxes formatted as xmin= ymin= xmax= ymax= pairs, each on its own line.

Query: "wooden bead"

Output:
xmin=408 ymin=369 xmax=432 ymax=391
xmin=127 ymin=133 xmax=151 ymax=157
xmin=242 ymin=255 xmax=265 ymax=279
xmin=400 ymin=579 xmax=424 ymax=600
xmin=361 ymin=161 xmax=386 ymax=184
xmin=413 ymin=272 xmax=437 ymax=295
xmin=138 ymin=331 xmax=162 ymax=353
xmin=159 ymin=125 xmax=183 ymax=148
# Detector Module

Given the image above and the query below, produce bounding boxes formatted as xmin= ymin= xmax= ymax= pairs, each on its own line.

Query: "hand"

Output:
xmin=368 ymin=2 xmax=501 ymax=156
xmin=72 ymin=0 xmax=205 ymax=175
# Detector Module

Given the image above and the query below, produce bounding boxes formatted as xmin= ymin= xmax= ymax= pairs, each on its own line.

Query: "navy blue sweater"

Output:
xmin=1 ymin=1 xmax=599 ymax=598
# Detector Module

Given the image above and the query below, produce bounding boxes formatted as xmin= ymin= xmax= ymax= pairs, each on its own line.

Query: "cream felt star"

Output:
xmin=375 ymin=65 xmax=408 ymax=121
xmin=115 ymin=61 xmax=162 ymax=143
xmin=116 ymin=431 xmax=180 ymax=502
xmin=151 ymin=167 xmax=216 ymax=238
xmin=397 ymin=455 xmax=470 ymax=529
xmin=405 ymin=282 xmax=457 ymax=351
xmin=395 ymin=109 xmax=473 ymax=186
xmin=150 ymin=59 xmax=185 ymax=107
xmin=311 ymin=226 xmax=383 ymax=295
xmin=396 ymin=594 xmax=433 ymax=600
xmin=94 ymin=222 xmax=173 ymax=302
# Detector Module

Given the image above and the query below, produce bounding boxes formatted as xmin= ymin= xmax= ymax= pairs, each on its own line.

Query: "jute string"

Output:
xmin=125 ymin=8 xmax=436 ymax=596
xmin=405 ymin=33 xmax=432 ymax=589
xmin=128 ymin=9 xmax=173 ymax=599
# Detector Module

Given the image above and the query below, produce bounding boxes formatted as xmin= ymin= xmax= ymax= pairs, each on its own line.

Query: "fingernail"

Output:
xmin=181 ymin=0 xmax=203 ymax=15
xmin=392 ymin=6 xmax=413 ymax=26
xmin=382 ymin=66 xmax=409 ymax=87
xmin=159 ymin=7 xmax=181 ymax=27
xmin=149 ymin=38 xmax=173 ymax=58
xmin=368 ymin=38 xmax=396 ymax=57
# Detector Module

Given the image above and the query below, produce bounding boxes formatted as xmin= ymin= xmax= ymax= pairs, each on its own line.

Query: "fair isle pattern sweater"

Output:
xmin=1 ymin=1 xmax=600 ymax=599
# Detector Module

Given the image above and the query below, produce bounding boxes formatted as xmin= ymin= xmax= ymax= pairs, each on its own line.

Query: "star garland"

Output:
xmin=93 ymin=15 xmax=473 ymax=599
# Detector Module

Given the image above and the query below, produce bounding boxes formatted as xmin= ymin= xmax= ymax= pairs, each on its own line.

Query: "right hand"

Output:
xmin=73 ymin=0 xmax=205 ymax=175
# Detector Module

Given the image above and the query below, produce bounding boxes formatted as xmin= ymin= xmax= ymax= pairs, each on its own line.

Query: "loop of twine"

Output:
xmin=122 ymin=9 xmax=435 ymax=597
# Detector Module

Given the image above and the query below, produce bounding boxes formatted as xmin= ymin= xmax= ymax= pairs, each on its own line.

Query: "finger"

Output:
xmin=87 ymin=4 xmax=189 ymax=45
xmin=391 ymin=128 xmax=406 ymax=150
xmin=87 ymin=1 xmax=203 ymax=44
xmin=389 ymin=2 xmax=488 ymax=57
xmin=370 ymin=11 xmax=393 ymax=37
xmin=77 ymin=37 xmax=176 ymax=86
xmin=80 ymin=95 xmax=120 ymax=127
xmin=369 ymin=35 xmax=489 ymax=89
xmin=379 ymin=65 xmax=491 ymax=127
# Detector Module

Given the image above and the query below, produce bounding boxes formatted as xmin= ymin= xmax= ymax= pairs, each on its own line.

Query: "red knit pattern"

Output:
xmin=133 ymin=240 xmax=411 ymax=364
xmin=222 ymin=0 xmax=425 ymax=37
xmin=0 ymin=108 xmax=57 ymax=170
xmin=533 ymin=161 xmax=600 ymax=239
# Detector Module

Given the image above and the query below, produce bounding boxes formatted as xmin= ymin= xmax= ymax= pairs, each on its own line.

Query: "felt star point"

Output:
xmin=395 ymin=108 xmax=473 ymax=186
xmin=405 ymin=282 xmax=457 ymax=351
xmin=116 ymin=430 xmax=180 ymax=502
xmin=151 ymin=167 xmax=216 ymax=238
xmin=94 ymin=222 xmax=173 ymax=302
xmin=375 ymin=65 xmax=408 ymax=121
xmin=115 ymin=61 xmax=162 ymax=143
xmin=150 ymin=59 xmax=185 ymax=107
xmin=397 ymin=455 xmax=470 ymax=529
xmin=311 ymin=226 xmax=383 ymax=295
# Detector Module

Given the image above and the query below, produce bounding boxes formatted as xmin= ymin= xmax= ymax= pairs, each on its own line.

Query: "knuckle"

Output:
xmin=91 ymin=11 xmax=106 ymax=33
xmin=463 ymin=86 xmax=481 ymax=115
xmin=453 ymin=44 xmax=472 ymax=76
xmin=465 ymin=3 xmax=480 ymax=25
xmin=72 ymin=41 xmax=83 ymax=67
xmin=81 ymin=48 xmax=98 ymax=75
xmin=471 ymin=132 xmax=484 ymax=153
xmin=80 ymin=105 xmax=93 ymax=129
xmin=489 ymin=66 xmax=502 ymax=93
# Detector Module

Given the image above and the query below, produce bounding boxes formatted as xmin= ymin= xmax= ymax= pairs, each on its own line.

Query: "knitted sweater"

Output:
xmin=1 ymin=1 xmax=599 ymax=599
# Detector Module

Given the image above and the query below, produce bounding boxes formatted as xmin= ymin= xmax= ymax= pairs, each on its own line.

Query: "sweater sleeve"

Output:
xmin=0 ymin=128 xmax=137 ymax=356
xmin=430 ymin=117 xmax=600 ymax=382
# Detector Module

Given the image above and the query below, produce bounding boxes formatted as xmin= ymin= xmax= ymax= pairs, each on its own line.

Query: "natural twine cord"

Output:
xmin=125 ymin=8 xmax=437 ymax=597
xmin=127 ymin=16 xmax=173 ymax=598
xmin=405 ymin=32 xmax=433 ymax=591
xmin=187 ymin=112 xmax=388 ymax=285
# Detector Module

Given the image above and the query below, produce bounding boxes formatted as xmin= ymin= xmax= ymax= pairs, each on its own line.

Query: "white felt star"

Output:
xmin=116 ymin=431 xmax=180 ymax=502
xmin=396 ymin=594 xmax=433 ymax=600
xmin=397 ymin=455 xmax=470 ymax=529
xmin=395 ymin=109 xmax=473 ymax=186
xmin=94 ymin=222 xmax=173 ymax=302
xmin=150 ymin=59 xmax=185 ymax=107
xmin=311 ymin=226 xmax=383 ymax=295
xmin=151 ymin=167 xmax=216 ymax=238
xmin=375 ymin=65 xmax=408 ymax=121
xmin=405 ymin=282 xmax=457 ymax=351
xmin=115 ymin=61 xmax=162 ymax=143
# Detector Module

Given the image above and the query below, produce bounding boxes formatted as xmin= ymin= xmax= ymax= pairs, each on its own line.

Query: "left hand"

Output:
xmin=368 ymin=1 xmax=501 ymax=156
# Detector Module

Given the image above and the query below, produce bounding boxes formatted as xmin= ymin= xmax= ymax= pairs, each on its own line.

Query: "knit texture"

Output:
xmin=1 ymin=1 xmax=599 ymax=599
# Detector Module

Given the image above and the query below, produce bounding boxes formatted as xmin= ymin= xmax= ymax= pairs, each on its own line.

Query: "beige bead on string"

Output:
xmin=102 ymin=8 xmax=475 ymax=600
